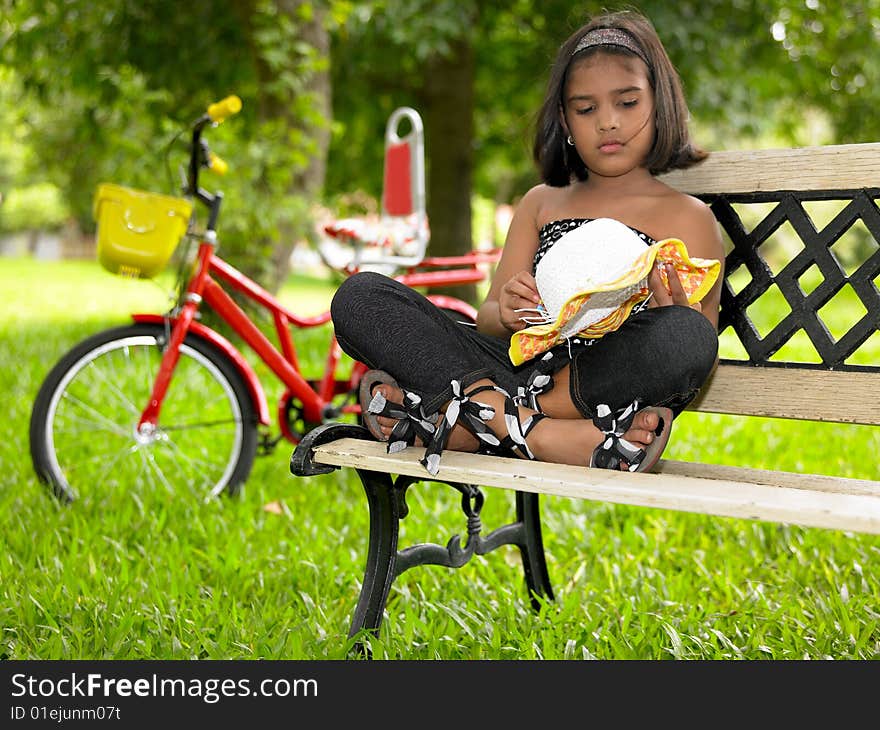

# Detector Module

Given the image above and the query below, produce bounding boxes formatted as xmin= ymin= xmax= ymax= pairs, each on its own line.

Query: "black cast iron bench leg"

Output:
xmin=290 ymin=422 xmax=555 ymax=654
xmin=347 ymin=483 xmax=556 ymax=650
xmin=516 ymin=491 xmax=554 ymax=609
xmin=347 ymin=466 xmax=399 ymax=647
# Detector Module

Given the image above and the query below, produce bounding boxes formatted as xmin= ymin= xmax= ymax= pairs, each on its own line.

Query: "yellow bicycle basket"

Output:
xmin=93 ymin=183 xmax=193 ymax=278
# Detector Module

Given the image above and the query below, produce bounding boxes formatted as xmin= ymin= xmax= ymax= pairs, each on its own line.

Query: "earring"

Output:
xmin=566 ymin=135 xmax=574 ymax=146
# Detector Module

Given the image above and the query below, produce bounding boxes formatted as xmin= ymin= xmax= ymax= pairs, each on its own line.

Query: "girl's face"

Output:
xmin=561 ymin=52 xmax=655 ymax=179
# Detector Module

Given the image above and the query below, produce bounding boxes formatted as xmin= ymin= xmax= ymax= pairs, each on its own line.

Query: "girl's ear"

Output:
xmin=558 ymin=106 xmax=570 ymax=137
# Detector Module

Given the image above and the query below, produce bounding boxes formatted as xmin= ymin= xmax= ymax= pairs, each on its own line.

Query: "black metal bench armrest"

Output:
xmin=290 ymin=422 xmax=373 ymax=476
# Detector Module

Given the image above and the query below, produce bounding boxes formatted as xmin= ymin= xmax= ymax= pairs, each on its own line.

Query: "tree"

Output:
xmin=5 ymin=0 xmax=880 ymax=299
xmin=0 ymin=0 xmax=338 ymax=292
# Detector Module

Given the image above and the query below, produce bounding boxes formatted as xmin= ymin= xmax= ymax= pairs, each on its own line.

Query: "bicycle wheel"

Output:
xmin=29 ymin=322 xmax=258 ymax=502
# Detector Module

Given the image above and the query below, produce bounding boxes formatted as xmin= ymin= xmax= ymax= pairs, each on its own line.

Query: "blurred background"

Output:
xmin=2 ymin=0 xmax=878 ymax=297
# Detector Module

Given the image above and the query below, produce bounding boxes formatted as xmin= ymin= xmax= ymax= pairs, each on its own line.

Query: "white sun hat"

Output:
xmin=508 ymin=217 xmax=721 ymax=365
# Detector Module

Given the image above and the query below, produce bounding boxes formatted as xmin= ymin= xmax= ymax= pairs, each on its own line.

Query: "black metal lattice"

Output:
xmin=703 ymin=188 xmax=880 ymax=372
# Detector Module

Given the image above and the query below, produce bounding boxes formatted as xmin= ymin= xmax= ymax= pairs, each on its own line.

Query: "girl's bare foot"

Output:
xmin=527 ymin=407 xmax=661 ymax=468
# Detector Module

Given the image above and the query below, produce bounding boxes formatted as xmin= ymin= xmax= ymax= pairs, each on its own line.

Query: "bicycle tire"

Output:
xmin=29 ymin=322 xmax=258 ymax=502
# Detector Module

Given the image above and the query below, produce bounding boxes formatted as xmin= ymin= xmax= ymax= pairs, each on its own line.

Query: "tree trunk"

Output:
xmin=260 ymin=0 xmax=332 ymax=293
xmin=421 ymin=37 xmax=477 ymax=304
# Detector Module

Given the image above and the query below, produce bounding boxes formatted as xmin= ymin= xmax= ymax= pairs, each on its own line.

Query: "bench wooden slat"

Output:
xmin=688 ymin=364 xmax=880 ymax=424
xmin=658 ymin=142 xmax=880 ymax=194
xmin=310 ymin=438 xmax=880 ymax=535
xmin=654 ymin=459 xmax=880 ymax=496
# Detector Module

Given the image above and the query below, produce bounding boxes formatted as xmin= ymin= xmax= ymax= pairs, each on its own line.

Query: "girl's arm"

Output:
xmin=648 ymin=196 xmax=725 ymax=329
xmin=476 ymin=186 xmax=545 ymax=338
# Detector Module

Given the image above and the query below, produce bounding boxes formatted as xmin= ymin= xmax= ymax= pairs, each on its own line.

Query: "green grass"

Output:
xmin=2 ymin=257 xmax=879 ymax=660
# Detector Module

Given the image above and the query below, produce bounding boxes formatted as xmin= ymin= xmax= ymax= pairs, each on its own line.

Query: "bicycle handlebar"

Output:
xmin=202 ymin=95 xmax=241 ymax=176
xmin=207 ymin=151 xmax=229 ymax=176
xmin=207 ymin=95 xmax=242 ymax=124
xmin=186 ymin=95 xmax=243 ymax=228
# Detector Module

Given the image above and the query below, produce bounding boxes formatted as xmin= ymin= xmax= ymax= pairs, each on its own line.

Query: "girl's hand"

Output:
xmin=499 ymin=270 xmax=541 ymax=332
xmin=649 ymin=262 xmax=702 ymax=312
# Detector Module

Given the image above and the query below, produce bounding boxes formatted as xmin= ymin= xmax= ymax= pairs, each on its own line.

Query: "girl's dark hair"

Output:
xmin=533 ymin=10 xmax=707 ymax=186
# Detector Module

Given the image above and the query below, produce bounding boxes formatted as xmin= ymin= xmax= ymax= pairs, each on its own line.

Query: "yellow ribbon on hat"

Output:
xmin=508 ymin=238 xmax=721 ymax=366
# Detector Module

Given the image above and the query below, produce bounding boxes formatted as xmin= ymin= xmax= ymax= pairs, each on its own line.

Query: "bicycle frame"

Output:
xmin=129 ymin=97 xmax=495 ymax=449
xmin=133 ymin=233 xmax=489 ymax=446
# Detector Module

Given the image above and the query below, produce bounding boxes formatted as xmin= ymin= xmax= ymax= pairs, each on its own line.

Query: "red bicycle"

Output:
xmin=29 ymin=97 xmax=499 ymax=502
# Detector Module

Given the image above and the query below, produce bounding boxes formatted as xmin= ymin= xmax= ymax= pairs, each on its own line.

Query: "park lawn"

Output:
xmin=1 ymin=257 xmax=878 ymax=660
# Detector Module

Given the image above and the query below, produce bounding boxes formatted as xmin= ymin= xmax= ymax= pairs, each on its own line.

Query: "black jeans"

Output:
xmin=331 ymin=271 xmax=719 ymax=419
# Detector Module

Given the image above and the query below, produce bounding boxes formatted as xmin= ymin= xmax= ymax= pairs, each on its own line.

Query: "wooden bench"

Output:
xmin=290 ymin=141 xmax=880 ymax=651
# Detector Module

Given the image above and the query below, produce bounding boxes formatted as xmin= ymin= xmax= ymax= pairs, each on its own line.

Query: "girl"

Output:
xmin=330 ymin=9 xmax=723 ymax=475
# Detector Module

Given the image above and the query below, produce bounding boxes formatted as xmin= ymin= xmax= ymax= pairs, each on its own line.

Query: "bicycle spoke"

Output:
xmin=160 ymin=430 xmax=237 ymax=490
xmin=80 ymin=351 xmax=151 ymax=419
xmin=159 ymin=417 xmax=241 ymax=432
xmin=59 ymin=438 xmax=135 ymax=491
xmin=135 ymin=342 xmax=159 ymax=396
xmin=133 ymin=444 xmax=172 ymax=495
xmin=161 ymin=435 xmax=234 ymax=472
xmin=56 ymin=393 xmax=134 ymax=438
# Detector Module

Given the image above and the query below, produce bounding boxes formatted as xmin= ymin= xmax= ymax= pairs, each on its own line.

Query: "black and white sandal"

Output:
xmin=512 ymin=352 xmax=557 ymax=413
xmin=421 ymin=377 xmax=547 ymax=475
xmin=589 ymin=400 xmax=672 ymax=473
xmin=359 ymin=370 xmax=438 ymax=453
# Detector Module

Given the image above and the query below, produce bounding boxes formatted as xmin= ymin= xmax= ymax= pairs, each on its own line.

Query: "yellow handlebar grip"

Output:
xmin=208 ymin=152 xmax=229 ymax=176
xmin=207 ymin=95 xmax=242 ymax=123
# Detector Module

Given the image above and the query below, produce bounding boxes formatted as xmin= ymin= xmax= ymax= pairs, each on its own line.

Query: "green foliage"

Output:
xmin=766 ymin=2 xmax=880 ymax=142
xmin=0 ymin=0 xmax=339 ymax=288
xmin=4 ymin=0 xmax=880 ymax=282
xmin=327 ymin=0 xmax=880 ymax=204
xmin=0 ymin=183 xmax=69 ymax=232
xmin=0 ymin=68 xmax=31 ymax=189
